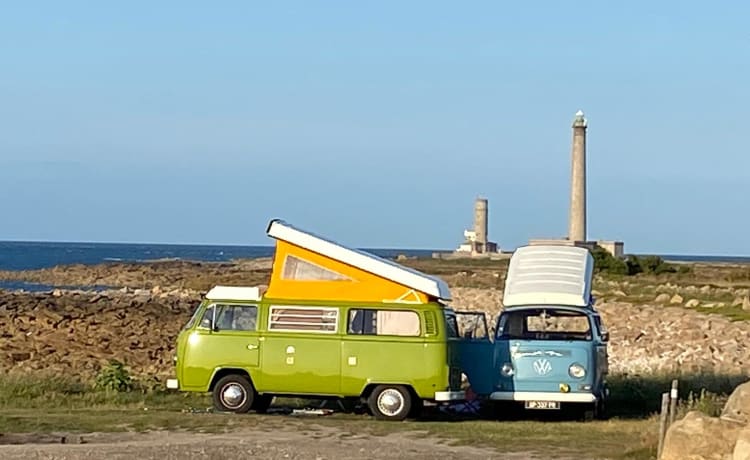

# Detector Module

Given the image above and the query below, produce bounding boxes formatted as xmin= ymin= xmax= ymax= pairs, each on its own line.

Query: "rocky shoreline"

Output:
xmin=1 ymin=284 xmax=749 ymax=382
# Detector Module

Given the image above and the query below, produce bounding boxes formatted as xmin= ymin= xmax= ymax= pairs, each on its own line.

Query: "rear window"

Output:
xmin=347 ymin=309 xmax=421 ymax=337
xmin=497 ymin=308 xmax=592 ymax=341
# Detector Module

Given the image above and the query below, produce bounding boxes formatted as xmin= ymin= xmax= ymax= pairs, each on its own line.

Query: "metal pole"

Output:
xmin=657 ymin=392 xmax=670 ymax=459
xmin=669 ymin=379 xmax=679 ymax=427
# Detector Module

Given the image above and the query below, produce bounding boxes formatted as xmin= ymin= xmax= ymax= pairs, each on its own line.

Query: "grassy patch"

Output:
xmin=606 ymin=372 xmax=744 ymax=417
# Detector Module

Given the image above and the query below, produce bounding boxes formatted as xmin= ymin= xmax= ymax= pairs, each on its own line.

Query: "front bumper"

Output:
xmin=490 ymin=391 xmax=596 ymax=403
xmin=166 ymin=378 xmax=179 ymax=390
xmin=434 ymin=391 xmax=465 ymax=401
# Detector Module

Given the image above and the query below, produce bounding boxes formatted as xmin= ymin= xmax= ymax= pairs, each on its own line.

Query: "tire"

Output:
xmin=252 ymin=394 xmax=273 ymax=414
xmin=367 ymin=385 xmax=412 ymax=421
xmin=212 ymin=374 xmax=255 ymax=413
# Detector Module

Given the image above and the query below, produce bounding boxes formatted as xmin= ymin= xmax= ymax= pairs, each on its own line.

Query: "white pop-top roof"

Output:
xmin=266 ymin=219 xmax=452 ymax=301
xmin=503 ymin=245 xmax=594 ymax=308
xmin=206 ymin=286 xmax=263 ymax=301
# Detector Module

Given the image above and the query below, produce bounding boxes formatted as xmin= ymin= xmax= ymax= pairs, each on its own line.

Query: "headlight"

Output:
xmin=569 ymin=363 xmax=586 ymax=379
xmin=501 ymin=363 xmax=514 ymax=377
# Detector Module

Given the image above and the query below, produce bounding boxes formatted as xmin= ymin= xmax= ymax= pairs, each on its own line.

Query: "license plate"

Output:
xmin=524 ymin=400 xmax=560 ymax=410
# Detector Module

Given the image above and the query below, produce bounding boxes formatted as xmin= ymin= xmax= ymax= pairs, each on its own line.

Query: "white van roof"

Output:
xmin=267 ymin=219 xmax=452 ymax=301
xmin=503 ymin=245 xmax=594 ymax=308
xmin=206 ymin=286 xmax=263 ymax=301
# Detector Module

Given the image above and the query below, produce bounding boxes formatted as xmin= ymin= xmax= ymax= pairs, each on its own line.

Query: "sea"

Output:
xmin=0 ymin=241 xmax=748 ymax=292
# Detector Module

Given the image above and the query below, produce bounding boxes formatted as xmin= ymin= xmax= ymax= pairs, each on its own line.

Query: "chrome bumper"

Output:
xmin=490 ymin=391 xmax=596 ymax=403
xmin=434 ymin=391 xmax=465 ymax=401
xmin=166 ymin=378 xmax=179 ymax=390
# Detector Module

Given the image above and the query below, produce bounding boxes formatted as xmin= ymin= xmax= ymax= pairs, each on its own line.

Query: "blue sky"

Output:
xmin=1 ymin=1 xmax=748 ymax=255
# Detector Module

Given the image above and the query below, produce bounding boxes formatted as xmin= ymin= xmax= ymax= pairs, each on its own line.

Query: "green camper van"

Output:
xmin=166 ymin=220 xmax=465 ymax=421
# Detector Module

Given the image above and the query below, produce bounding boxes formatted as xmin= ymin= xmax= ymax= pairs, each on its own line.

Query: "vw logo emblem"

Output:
xmin=533 ymin=358 xmax=552 ymax=375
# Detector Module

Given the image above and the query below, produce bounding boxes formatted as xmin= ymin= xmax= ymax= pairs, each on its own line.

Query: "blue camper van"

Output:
xmin=453 ymin=245 xmax=609 ymax=419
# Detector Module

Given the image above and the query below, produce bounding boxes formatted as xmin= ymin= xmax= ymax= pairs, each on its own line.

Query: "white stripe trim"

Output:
xmin=267 ymin=220 xmax=452 ymax=300
xmin=490 ymin=391 xmax=597 ymax=403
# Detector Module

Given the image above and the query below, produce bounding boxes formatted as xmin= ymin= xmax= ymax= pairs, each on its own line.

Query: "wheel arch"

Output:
xmin=208 ymin=368 xmax=253 ymax=392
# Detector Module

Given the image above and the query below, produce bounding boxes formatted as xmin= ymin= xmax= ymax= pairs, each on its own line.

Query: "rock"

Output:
xmin=722 ymin=381 xmax=750 ymax=425
xmin=744 ymin=298 xmax=750 ymax=312
xmin=686 ymin=299 xmax=701 ymax=308
xmin=151 ymin=285 xmax=162 ymax=295
xmin=52 ymin=289 xmax=63 ymax=297
xmin=661 ymin=411 xmax=741 ymax=460
xmin=700 ymin=285 xmax=713 ymax=294
xmin=655 ymin=293 xmax=671 ymax=303
xmin=733 ymin=298 xmax=745 ymax=307
xmin=734 ymin=425 xmax=750 ymax=460
xmin=671 ymin=294 xmax=684 ymax=304
xmin=613 ymin=290 xmax=627 ymax=297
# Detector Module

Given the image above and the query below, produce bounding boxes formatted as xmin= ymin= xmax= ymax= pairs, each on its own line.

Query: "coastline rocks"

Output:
xmin=450 ymin=288 xmax=750 ymax=375
xmin=723 ymin=382 xmax=750 ymax=425
xmin=670 ymin=294 xmax=684 ymax=304
xmin=660 ymin=411 xmax=741 ymax=460
xmin=655 ymin=293 xmax=671 ymax=303
xmin=663 ymin=382 xmax=750 ymax=460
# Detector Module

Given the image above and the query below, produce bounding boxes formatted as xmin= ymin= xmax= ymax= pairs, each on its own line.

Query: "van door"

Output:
xmin=454 ymin=311 xmax=496 ymax=395
xmin=181 ymin=303 xmax=261 ymax=390
xmin=259 ymin=305 xmax=341 ymax=395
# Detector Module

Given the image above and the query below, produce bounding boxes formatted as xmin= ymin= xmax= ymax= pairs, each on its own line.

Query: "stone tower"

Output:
xmin=473 ymin=197 xmax=488 ymax=252
xmin=568 ymin=110 xmax=587 ymax=242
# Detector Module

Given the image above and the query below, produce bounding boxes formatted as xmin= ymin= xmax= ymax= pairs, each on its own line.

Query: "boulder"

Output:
xmin=722 ymin=381 xmax=750 ymax=425
xmin=656 ymin=293 xmax=671 ymax=303
xmin=734 ymin=425 xmax=750 ymax=460
xmin=671 ymin=294 xmax=684 ymax=304
xmin=686 ymin=299 xmax=701 ymax=308
xmin=661 ymin=411 xmax=741 ymax=460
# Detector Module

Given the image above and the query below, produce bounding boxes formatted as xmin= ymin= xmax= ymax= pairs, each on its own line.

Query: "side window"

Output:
xmin=215 ymin=304 xmax=258 ymax=331
xmin=268 ymin=306 xmax=338 ymax=333
xmin=347 ymin=309 xmax=421 ymax=337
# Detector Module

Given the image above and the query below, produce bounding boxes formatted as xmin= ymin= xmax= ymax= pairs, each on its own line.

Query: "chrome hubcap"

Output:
xmin=377 ymin=389 xmax=405 ymax=417
xmin=220 ymin=383 xmax=247 ymax=409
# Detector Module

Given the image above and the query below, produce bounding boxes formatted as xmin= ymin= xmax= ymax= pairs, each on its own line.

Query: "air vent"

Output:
xmin=424 ymin=311 xmax=437 ymax=336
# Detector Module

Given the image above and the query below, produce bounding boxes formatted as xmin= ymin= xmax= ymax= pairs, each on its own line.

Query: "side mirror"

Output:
xmin=601 ymin=331 xmax=610 ymax=342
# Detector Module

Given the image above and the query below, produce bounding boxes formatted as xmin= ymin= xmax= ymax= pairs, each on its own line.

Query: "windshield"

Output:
xmin=182 ymin=303 xmax=204 ymax=331
xmin=496 ymin=308 xmax=592 ymax=341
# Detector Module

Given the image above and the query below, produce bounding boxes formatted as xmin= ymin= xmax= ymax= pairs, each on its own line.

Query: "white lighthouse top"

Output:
xmin=575 ymin=110 xmax=584 ymax=117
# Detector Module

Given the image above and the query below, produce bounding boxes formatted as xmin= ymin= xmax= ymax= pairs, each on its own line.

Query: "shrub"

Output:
xmin=94 ymin=359 xmax=134 ymax=392
xmin=592 ymin=246 xmax=678 ymax=276
xmin=591 ymin=246 xmax=629 ymax=275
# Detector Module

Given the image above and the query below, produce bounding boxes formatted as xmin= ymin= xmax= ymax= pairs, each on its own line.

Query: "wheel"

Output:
xmin=367 ymin=385 xmax=412 ymax=421
xmin=251 ymin=394 xmax=273 ymax=413
xmin=212 ymin=374 xmax=255 ymax=413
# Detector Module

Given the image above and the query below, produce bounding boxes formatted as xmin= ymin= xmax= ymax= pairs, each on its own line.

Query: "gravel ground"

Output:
xmin=0 ymin=425 xmax=546 ymax=460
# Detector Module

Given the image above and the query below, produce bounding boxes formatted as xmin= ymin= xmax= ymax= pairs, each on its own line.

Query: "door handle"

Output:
xmin=247 ymin=344 xmax=259 ymax=350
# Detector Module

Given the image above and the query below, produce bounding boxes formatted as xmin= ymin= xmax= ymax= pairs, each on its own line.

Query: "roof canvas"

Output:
xmin=266 ymin=219 xmax=452 ymax=301
xmin=503 ymin=245 xmax=593 ymax=308
xmin=206 ymin=286 xmax=263 ymax=301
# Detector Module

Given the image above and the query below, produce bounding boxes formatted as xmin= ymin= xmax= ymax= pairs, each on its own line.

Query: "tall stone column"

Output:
xmin=473 ymin=197 xmax=488 ymax=253
xmin=568 ymin=110 xmax=587 ymax=242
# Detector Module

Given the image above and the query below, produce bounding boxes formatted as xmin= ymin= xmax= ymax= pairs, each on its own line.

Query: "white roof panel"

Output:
xmin=503 ymin=245 xmax=593 ymax=308
xmin=206 ymin=286 xmax=263 ymax=302
xmin=266 ymin=219 xmax=452 ymax=301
